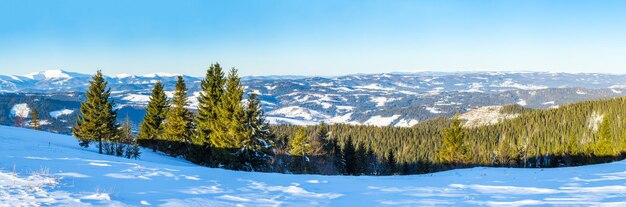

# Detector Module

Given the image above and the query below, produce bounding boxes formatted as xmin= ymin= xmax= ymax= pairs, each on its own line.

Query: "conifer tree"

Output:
xmin=312 ymin=122 xmax=337 ymax=174
xmin=289 ymin=127 xmax=310 ymax=156
xmin=385 ymin=149 xmax=397 ymax=175
xmin=211 ymin=68 xmax=247 ymax=149
xmin=73 ymin=70 xmax=119 ymax=154
xmin=239 ymin=93 xmax=274 ymax=170
xmin=356 ymin=142 xmax=368 ymax=175
xmin=138 ymin=81 xmax=169 ymax=152
xmin=595 ymin=113 xmax=614 ymax=156
xmin=121 ymin=115 xmax=141 ymax=159
xmin=289 ymin=127 xmax=311 ymax=173
xmin=332 ymin=139 xmax=346 ymax=174
xmin=195 ymin=63 xmax=225 ymax=147
xmin=30 ymin=108 xmax=40 ymax=130
xmin=343 ymin=136 xmax=357 ymax=175
xmin=438 ymin=117 xmax=466 ymax=163
xmin=367 ymin=148 xmax=381 ymax=175
xmin=162 ymin=76 xmax=194 ymax=143
xmin=310 ymin=122 xmax=330 ymax=156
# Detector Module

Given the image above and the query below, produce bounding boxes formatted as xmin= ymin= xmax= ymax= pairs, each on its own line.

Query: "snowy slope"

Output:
xmin=4 ymin=126 xmax=626 ymax=206
xmin=49 ymin=109 xmax=74 ymax=119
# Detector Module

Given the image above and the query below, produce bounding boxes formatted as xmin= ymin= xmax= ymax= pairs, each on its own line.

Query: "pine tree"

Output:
xmin=195 ymin=63 xmax=225 ymax=147
xmin=289 ymin=127 xmax=310 ymax=156
xmin=121 ymin=115 xmax=133 ymax=141
xmin=121 ymin=115 xmax=141 ymax=159
xmin=211 ymin=68 xmax=247 ymax=149
xmin=239 ymin=93 xmax=274 ymax=171
xmin=138 ymin=81 xmax=169 ymax=152
xmin=332 ymin=139 xmax=346 ymax=174
xmin=30 ymin=108 xmax=40 ymax=130
xmin=438 ymin=117 xmax=467 ymax=164
xmin=289 ymin=127 xmax=311 ymax=173
xmin=595 ymin=113 xmax=614 ymax=156
xmin=343 ymin=136 xmax=357 ymax=175
xmin=113 ymin=115 xmax=131 ymax=156
xmin=385 ymin=149 xmax=397 ymax=175
xmin=73 ymin=70 xmax=119 ymax=154
xmin=162 ymin=76 xmax=194 ymax=144
xmin=310 ymin=122 xmax=330 ymax=156
xmin=355 ymin=142 xmax=368 ymax=175
xmin=312 ymin=122 xmax=336 ymax=174
xmin=367 ymin=148 xmax=380 ymax=175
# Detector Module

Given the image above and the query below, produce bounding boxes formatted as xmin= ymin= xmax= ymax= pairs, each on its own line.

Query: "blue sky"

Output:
xmin=2 ymin=0 xmax=626 ymax=76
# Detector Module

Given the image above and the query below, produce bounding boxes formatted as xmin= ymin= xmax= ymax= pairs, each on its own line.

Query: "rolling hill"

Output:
xmin=2 ymin=70 xmax=626 ymax=133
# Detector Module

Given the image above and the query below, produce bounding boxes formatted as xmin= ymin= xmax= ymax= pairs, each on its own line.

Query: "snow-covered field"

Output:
xmin=3 ymin=126 xmax=626 ymax=206
xmin=49 ymin=109 xmax=74 ymax=119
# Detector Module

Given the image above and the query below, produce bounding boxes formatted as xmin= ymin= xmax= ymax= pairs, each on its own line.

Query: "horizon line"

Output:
xmin=5 ymin=69 xmax=626 ymax=79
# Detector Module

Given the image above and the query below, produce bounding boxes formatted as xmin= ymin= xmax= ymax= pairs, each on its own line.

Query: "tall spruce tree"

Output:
xmin=30 ymin=108 xmax=40 ymax=130
xmin=332 ymin=139 xmax=346 ymax=174
xmin=310 ymin=122 xmax=330 ymax=156
xmin=289 ymin=127 xmax=310 ymax=156
xmin=343 ymin=136 xmax=357 ymax=175
xmin=438 ymin=117 xmax=467 ymax=163
xmin=355 ymin=142 xmax=368 ymax=175
xmin=367 ymin=147 xmax=381 ymax=175
xmin=195 ymin=63 xmax=226 ymax=147
xmin=289 ymin=127 xmax=311 ymax=173
xmin=73 ymin=70 xmax=119 ymax=154
xmin=138 ymin=81 xmax=169 ymax=152
xmin=595 ymin=113 xmax=614 ymax=156
xmin=239 ymin=93 xmax=274 ymax=170
xmin=210 ymin=68 xmax=247 ymax=149
xmin=162 ymin=76 xmax=194 ymax=143
xmin=385 ymin=149 xmax=397 ymax=175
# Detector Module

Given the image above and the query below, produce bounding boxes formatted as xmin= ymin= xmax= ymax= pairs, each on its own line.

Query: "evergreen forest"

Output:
xmin=72 ymin=64 xmax=626 ymax=175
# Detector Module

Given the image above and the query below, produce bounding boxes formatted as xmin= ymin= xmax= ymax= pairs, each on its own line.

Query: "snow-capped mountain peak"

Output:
xmin=141 ymin=72 xmax=181 ymax=78
xmin=114 ymin=73 xmax=134 ymax=79
xmin=23 ymin=70 xmax=89 ymax=80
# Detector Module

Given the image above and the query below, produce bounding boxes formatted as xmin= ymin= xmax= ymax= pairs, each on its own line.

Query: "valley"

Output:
xmin=2 ymin=70 xmax=626 ymax=133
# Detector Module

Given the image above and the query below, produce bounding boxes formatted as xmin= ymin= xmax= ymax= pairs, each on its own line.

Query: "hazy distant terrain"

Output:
xmin=1 ymin=70 xmax=626 ymax=132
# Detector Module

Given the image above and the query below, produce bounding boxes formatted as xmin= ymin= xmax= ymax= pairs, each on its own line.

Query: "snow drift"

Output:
xmin=2 ymin=125 xmax=626 ymax=206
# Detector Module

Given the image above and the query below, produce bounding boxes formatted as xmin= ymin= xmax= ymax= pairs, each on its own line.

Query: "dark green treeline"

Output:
xmin=274 ymin=97 xmax=626 ymax=174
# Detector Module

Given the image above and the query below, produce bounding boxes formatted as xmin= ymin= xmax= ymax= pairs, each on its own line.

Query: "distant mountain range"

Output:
xmin=1 ymin=70 xmax=626 ymax=133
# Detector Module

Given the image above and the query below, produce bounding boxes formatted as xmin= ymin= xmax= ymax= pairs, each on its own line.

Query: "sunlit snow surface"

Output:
xmin=49 ymin=109 xmax=75 ymax=119
xmin=3 ymin=125 xmax=626 ymax=206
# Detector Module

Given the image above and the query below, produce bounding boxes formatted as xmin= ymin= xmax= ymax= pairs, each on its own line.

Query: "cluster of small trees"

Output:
xmin=272 ymin=123 xmax=401 ymax=175
xmin=73 ymin=71 xmax=140 ymax=159
xmin=136 ymin=63 xmax=273 ymax=171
